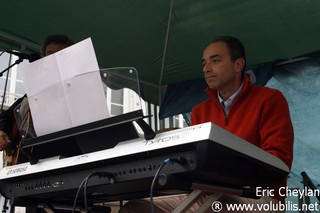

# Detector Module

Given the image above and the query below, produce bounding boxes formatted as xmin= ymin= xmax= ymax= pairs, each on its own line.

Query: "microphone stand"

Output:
xmin=0 ymin=57 xmax=24 ymax=77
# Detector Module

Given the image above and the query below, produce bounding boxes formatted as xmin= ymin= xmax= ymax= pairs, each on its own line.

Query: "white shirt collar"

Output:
xmin=218 ymin=83 xmax=243 ymax=115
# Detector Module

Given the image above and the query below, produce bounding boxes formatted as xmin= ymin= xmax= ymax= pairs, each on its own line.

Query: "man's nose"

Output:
xmin=203 ymin=62 xmax=210 ymax=73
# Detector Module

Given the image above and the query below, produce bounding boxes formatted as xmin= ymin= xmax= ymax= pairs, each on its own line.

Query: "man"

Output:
xmin=191 ymin=36 xmax=293 ymax=208
xmin=0 ymin=34 xmax=74 ymax=154
xmin=119 ymin=36 xmax=294 ymax=212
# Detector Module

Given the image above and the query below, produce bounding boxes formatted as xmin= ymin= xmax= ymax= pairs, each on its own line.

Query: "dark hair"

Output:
xmin=212 ymin=36 xmax=246 ymax=74
xmin=42 ymin=34 xmax=74 ymax=56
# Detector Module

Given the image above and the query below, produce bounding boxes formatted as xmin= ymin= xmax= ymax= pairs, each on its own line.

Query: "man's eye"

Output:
xmin=212 ymin=59 xmax=220 ymax=63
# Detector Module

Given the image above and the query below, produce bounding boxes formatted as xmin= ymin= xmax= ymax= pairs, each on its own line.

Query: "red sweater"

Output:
xmin=191 ymin=76 xmax=294 ymax=202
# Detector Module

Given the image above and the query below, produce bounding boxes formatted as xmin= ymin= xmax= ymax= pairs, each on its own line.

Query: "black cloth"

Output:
xmin=0 ymin=95 xmax=25 ymax=135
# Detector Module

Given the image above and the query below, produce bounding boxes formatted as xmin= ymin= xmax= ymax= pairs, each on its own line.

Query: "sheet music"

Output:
xmin=20 ymin=38 xmax=110 ymax=136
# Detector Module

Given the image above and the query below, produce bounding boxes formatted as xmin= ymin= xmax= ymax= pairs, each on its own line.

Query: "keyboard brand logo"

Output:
xmin=143 ymin=132 xmax=190 ymax=146
xmin=6 ymin=166 xmax=28 ymax=176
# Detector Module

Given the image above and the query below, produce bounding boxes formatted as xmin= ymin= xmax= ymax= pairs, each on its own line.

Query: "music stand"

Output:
xmin=21 ymin=67 xmax=155 ymax=164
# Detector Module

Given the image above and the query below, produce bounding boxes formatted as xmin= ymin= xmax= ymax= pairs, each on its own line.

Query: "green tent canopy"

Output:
xmin=1 ymin=0 xmax=320 ymax=108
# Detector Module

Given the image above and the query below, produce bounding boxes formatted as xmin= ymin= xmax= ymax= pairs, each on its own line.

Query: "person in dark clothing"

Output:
xmin=0 ymin=34 xmax=74 ymax=152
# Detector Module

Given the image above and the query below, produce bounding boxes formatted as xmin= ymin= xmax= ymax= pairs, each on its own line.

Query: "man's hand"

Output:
xmin=0 ymin=130 xmax=11 ymax=151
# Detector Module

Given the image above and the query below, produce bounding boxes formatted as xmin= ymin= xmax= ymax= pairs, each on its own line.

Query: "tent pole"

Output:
xmin=159 ymin=0 xmax=174 ymax=129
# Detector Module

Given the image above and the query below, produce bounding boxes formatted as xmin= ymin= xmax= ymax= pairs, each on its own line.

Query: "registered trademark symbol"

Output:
xmin=211 ymin=201 xmax=223 ymax=212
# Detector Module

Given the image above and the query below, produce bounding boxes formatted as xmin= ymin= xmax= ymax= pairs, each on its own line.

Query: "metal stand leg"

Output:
xmin=1 ymin=198 xmax=13 ymax=213
xmin=172 ymin=190 xmax=204 ymax=213
xmin=171 ymin=182 xmax=255 ymax=213
xmin=195 ymin=193 xmax=222 ymax=213
xmin=172 ymin=190 xmax=222 ymax=213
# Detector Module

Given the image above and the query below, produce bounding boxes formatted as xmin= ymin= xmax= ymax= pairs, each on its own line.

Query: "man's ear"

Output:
xmin=235 ymin=58 xmax=245 ymax=73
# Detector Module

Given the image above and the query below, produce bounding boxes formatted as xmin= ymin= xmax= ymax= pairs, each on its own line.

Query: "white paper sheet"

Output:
xmin=20 ymin=38 xmax=109 ymax=136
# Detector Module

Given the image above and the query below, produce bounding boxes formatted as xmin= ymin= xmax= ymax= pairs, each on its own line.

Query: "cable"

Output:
xmin=84 ymin=171 xmax=114 ymax=212
xmin=72 ymin=171 xmax=114 ymax=213
xmin=72 ymin=175 xmax=88 ymax=213
xmin=150 ymin=158 xmax=170 ymax=213
xmin=83 ymin=174 xmax=92 ymax=213
xmin=149 ymin=157 xmax=187 ymax=213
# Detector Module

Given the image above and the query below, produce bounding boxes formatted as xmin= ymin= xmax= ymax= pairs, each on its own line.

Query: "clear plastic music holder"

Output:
xmin=21 ymin=67 xmax=155 ymax=164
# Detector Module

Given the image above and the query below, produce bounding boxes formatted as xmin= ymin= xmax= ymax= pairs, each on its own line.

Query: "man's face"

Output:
xmin=45 ymin=43 xmax=68 ymax=56
xmin=202 ymin=41 xmax=243 ymax=91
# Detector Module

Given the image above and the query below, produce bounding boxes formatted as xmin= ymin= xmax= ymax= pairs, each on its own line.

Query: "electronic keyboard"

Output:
xmin=0 ymin=122 xmax=289 ymax=207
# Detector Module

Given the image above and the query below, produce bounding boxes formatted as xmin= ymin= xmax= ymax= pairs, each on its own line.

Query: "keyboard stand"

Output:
xmin=172 ymin=182 xmax=258 ymax=213
xmin=172 ymin=190 xmax=222 ymax=213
